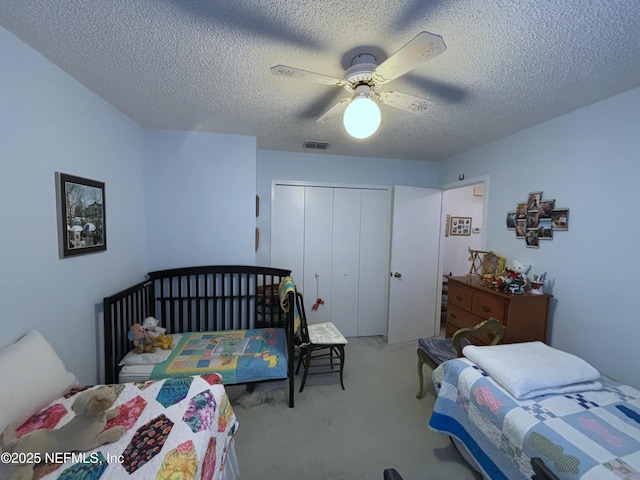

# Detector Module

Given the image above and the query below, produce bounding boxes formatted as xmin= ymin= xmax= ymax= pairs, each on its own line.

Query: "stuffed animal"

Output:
xmin=510 ymin=260 xmax=531 ymax=289
xmin=154 ymin=334 xmax=173 ymax=350
xmin=0 ymin=386 xmax=124 ymax=480
xmin=128 ymin=323 xmax=155 ymax=354
xmin=142 ymin=316 xmax=166 ymax=340
xmin=497 ymin=260 xmax=531 ymax=294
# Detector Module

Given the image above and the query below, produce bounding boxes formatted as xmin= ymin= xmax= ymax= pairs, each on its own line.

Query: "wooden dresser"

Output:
xmin=445 ymin=275 xmax=552 ymax=344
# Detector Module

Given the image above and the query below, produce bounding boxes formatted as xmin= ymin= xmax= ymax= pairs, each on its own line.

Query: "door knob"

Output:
xmin=393 ymin=272 xmax=402 ymax=278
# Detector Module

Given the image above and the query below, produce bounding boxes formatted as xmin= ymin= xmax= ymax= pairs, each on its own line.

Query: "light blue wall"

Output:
xmin=5 ymin=17 xmax=639 ymax=390
xmin=439 ymin=86 xmax=640 ymax=388
xmin=256 ymin=150 xmax=440 ymax=266
xmin=144 ymin=130 xmax=257 ymax=271
xmin=0 ymin=26 xmax=147 ymax=384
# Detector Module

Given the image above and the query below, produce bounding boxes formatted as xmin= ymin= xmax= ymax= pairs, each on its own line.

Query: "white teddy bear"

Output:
xmin=511 ymin=260 xmax=531 ymax=289
xmin=142 ymin=316 xmax=166 ymax=340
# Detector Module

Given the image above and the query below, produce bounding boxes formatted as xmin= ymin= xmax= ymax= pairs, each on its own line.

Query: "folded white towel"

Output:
xmin=462 ymin=341 xmax=602 ymax=400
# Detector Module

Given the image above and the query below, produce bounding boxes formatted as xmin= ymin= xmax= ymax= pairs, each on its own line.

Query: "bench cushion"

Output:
xmin=308 ymin=322 xmax=348 ymax=345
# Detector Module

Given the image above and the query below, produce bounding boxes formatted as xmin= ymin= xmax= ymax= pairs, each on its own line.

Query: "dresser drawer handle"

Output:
xmin=482 ymin=305 xmax=491 ymax=313
xmin=455 ymin=295 xmax=463 ymax=301
xmin=450 ymin=313 xmax=457 ymax=319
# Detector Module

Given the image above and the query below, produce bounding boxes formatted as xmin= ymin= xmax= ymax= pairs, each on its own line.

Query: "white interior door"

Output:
xmin=387 ymin=185 xmax=442 ymax=344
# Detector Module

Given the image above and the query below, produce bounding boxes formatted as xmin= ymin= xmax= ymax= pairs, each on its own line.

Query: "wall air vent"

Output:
xmin=303 ymin=141 xmax=330 ymax=150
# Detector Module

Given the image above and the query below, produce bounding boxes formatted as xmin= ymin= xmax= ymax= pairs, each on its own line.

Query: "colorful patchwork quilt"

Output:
xmin=11 ymin=375 xmax=237 ymax=480
xmin=429 ymin=358 xmax=640 ymax=480
xmin=151 ymin=329 xmax=288 ymax=385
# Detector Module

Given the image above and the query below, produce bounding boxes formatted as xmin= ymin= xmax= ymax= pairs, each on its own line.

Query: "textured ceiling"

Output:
xmin=2 ymin=0 xmax=640 ymax=161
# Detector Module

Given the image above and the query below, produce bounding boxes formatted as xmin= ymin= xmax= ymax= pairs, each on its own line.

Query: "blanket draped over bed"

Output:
xmin=278 ymin=276 xmax=300 ymax=333
xmin=150 ymin=329 xmax=288 ymax=385
xmin=429 ymin=358 xmax=640 ymax=480
xmin=462 ymin=341 xmax=603 ymax=400
xmin=15 ymin=375 xmax=237 ymax=480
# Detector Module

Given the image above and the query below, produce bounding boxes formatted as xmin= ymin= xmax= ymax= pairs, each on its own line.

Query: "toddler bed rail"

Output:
xmin=103 ymin=265 xmax=294 ymax=406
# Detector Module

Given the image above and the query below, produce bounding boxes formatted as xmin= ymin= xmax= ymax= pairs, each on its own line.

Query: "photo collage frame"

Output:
xmin=505 ymin=191 xmax=569 ymax=248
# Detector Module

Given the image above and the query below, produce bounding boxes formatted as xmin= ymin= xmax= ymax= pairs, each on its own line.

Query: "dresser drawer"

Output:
xmin=446 ymin=305 xmax=499 ymax=346
xmin=471 ymin=291 xmax=506 ymax=320
xmin=447 ymin=282 xmax=472 ymax=311
xmin=445 ymin=305 xmax=478 ymax=336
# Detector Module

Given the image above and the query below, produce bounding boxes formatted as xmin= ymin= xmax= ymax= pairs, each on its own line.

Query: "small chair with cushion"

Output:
xmin=294 ymin=291 xmax=348 ymax=392
xmin=416 ymin=317 xmax=505 ymax=399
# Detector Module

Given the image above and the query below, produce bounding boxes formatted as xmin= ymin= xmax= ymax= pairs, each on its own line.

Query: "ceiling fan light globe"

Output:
xmin=343 ymin=97 xmax=381 ymax=139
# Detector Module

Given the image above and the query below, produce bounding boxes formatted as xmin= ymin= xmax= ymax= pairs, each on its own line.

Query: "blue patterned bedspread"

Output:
xmin=429 ymin=358 xmax=640 ymax=480
xmin=151 ymin=328 xmax=288 ymax=384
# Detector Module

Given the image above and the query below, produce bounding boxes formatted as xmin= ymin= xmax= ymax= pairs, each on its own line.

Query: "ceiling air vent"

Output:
xmin=303 ymin=141 xmax=330 ymax=150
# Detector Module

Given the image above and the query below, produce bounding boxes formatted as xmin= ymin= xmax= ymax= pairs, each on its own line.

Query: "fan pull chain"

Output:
xmin=312 ymin=272 xmax=325 ymax=311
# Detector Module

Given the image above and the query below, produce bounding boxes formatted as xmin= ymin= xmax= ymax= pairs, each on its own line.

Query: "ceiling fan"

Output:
xmin=270 ymin=31 xmax=447 ymax=139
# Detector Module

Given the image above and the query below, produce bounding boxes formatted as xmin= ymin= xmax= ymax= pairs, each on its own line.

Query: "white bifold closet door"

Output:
xmin=271 ymin=185 xmax=304 ymax=282
xmin=357 ymin=189 xmax=392 ymax=336
xmin=271 ymin=184 xmax=390 ymax=337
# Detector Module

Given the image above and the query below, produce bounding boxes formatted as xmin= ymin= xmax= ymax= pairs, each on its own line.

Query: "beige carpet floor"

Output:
xmin=226 ymin=336 xmax=482 ymax=480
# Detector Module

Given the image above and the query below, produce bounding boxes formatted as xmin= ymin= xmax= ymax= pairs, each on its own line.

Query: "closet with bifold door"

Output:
xmin=271 ymin=183 xmax=391 ymax=337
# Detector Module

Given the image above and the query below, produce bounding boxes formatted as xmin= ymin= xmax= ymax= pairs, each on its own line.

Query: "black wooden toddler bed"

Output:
xmin=103 ymin=265 xmax=296 ymax=407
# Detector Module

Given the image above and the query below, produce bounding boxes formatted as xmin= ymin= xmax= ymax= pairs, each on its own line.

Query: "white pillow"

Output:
xmin=0 ymin=330 xmax=78 ymax=438
xmin=118 ymin=333 xmax=182 ymax=366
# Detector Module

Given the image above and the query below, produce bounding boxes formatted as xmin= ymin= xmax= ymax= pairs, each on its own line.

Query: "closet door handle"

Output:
xmin=393 ymin=272 xmax=402 ymax=278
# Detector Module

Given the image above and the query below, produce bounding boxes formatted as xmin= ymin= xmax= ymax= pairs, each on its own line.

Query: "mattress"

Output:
xmin=117 ymin=333 xmax=183 ymax=383
xmin=118 ymin=364 xmax=156 ymax=383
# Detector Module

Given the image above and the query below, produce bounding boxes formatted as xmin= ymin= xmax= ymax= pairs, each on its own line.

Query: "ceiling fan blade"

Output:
xmin=393 ymin=1 xmax=445 ymax=30
xmin=299 ymin=89 xmax=347 ymax=119
xmin=372 ymin=31 xmax=447 ymax=84
xmin=401 ymin=73 xmax=468 ymax=103
xmin=317 ymin=98 xmax=352 ymax=123
xmin=173 ymin=1 xmax=322 ymax=50
xmin=270 ymin=65 xmax=346 ymax=87
xmin=377 ymin=91 xmax=435 ymax=114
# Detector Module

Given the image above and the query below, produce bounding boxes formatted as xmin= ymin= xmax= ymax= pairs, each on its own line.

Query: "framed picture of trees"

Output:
xmin=55 ymin=172 xmax=106 ymax=258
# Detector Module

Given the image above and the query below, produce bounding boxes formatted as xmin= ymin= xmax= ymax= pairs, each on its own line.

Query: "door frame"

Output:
xmin=435 ymin=175 xmax=490 ymax=323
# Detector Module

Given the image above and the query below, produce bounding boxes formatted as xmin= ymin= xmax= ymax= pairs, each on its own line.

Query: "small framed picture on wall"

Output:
xmin=55 ymin=172 xmax=107 ymax=259
xmin=526 ymin=229 xmax=539 ymax=248
xmin=538 ymin=218 xmax=553 ymax=239
xmin=449 ymin=216 xmax=472 ymax=236
xmin=527 ymin=191 xmax=542 ymax=210
xmin=551 ymin=209 xmax=569 ymax=230
xmin=539 ymin=199 xmax=555 ymax=218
